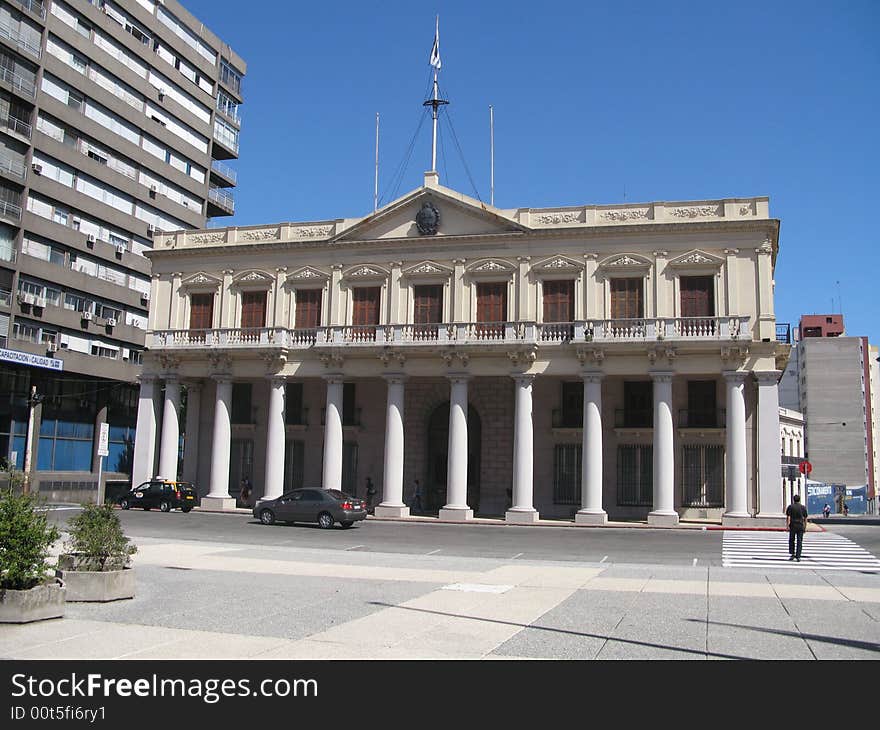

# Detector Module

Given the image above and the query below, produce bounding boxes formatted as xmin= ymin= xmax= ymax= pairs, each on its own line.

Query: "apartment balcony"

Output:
xmin=211 ymin=128 xmax=239 ymax=160
xmin=0 ymin=151 xmax=26 ymax=181
xmin=148 ymin=316 xmax=753 ymax=354
xmin=13 ymin=0 xmax=45 ymax=21
xmin=207 ymin=186 xmax=234 ymax=216
xmin=210 ymin=159 xmax=237 ymax=186
xmin=0 ymin=198 xmax=22 ymax=223
xmin=0 ymin=113 xmax=31 ymax=141
xmin=0 ymin=287 xmax=11 ymax=308
xmin=0 ymin=20 xmax=42 ymax=59
xmin=0 ymin=66 xmax=35 ymax=100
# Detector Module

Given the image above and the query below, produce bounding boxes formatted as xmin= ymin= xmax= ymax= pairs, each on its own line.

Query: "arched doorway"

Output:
xmin=425 ymin=402 xmax=481 ymax=514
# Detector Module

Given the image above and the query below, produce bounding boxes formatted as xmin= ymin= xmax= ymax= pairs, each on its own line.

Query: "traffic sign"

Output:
xmin=798 ymin=460 xmax=812 ymax=475
xmin=97 ymin=422 xmax=110 ymax=457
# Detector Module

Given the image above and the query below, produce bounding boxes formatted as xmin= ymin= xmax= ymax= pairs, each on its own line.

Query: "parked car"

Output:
xmin=253 ymin=488 xmax=367 ymax=528
xmin=119 ymin=480 xmax=197 ymax=513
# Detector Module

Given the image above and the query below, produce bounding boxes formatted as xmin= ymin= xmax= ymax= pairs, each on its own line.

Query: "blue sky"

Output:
xmin=186 ymin=0 xmax=879 ymax=346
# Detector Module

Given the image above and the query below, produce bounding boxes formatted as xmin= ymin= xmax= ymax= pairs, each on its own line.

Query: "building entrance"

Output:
xmin=425 ymin=402 xmax=481 ymax=514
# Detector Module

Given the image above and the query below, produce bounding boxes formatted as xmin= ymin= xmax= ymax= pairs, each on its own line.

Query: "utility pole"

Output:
xmin=22 ymin=385 xmax=43 ymax=493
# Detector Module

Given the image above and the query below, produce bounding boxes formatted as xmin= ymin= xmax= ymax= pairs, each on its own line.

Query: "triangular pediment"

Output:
xmin=332 ymin=184 xmax=529 ymax=243
xmin=286 ymin=266 xmax=329 ymax=284
xmin=180 ymin=272 xmax=222 ymax=289
xmin=668 ymin=249 xmax=724 ymax=268
xmin=231 ymin=270 xmax=273 ymax=287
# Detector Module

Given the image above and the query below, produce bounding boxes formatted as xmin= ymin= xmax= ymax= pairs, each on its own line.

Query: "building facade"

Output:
xmin=135 ymin=173 xmax=789 ymax=525
xmin=0 ymin=0 xmax=244 ymax=501
xmin=779 ymin=324 xmax=877 ymax=502
xmin=779 ymin=406 xmax=805 ymax=506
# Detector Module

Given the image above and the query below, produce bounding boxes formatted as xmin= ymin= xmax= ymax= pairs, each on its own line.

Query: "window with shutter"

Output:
xmin=542 ymin=279 xmax=575 ymax=340
xmin=679 ymin=276 xmax=715 ymax=335
xmin=413 ymin=284 xmax=442 ymax=340
xmin=189 ymin=293 xmax=213 ymax=331
xmin=476 ymin=282 xmax=507 ymax=339
xmin=351 ymin=287 xmax=380 ymax=341
xmin=294 ymin=289 xmax=322 ymax=329
xmin=610 ymin=278 xmax=643 ymax=319
xmin=240 ymin=291 xmax=267 ymax=329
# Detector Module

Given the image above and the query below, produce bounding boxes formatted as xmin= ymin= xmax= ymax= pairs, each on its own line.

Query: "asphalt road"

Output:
xmin=47 ymin=508 xmax=880 ymax=567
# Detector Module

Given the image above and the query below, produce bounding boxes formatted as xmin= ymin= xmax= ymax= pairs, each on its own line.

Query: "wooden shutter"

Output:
xmin=294 ymin=289 xmax=322 ymax=329
xmin=352 ymin=287 xmax=380 ymax=341
xmin=189 ymin=293 xmax=213 ymax=330
xmin=610 ymin=278 xmax=643 ymax=319
xmin=413 ymin=284 xmax=442 ymax=340
xmin=240 ymin=291 xmax=267 ymax=329
xmin=543 ymin=280 xmax=574 ymax=322
xmin=680 ymin=276 xmax=714 ymax=317
xmin=476 ymin=282 xmax=507 ymax=339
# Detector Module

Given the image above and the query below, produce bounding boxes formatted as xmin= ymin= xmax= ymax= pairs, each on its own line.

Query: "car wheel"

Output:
xmin=159 ymin=500 xmax=171 ymax=512
xmin=259 ymin=509 xmax=276 ymax=525
xmin=120 ymin=498 xmax=130 ymax=510
xmin=317 ymin=512 xmax=334 ymax=529
xmin=181 ymin=506 xmax=192 ymax=513
xmin=340 ymin=521 xmax=354 ymax=528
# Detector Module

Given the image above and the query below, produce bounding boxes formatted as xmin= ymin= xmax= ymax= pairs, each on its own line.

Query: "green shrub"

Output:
xmin=0 ymin=484 xmax=61 ymax=591
xmin=63 ymin=503 xmax=137 ymax=571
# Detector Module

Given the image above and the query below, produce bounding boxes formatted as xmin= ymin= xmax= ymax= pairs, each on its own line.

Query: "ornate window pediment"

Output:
xmin=342 ymin=264 xmax=390 ymax=284
xmin=286 ymin=266 xmax=330 ymax=286
xmin=465 ymin=258 xmax=515 ymax=277
xmin=231 ymin=270 xmax=274 ymax=289
xmin=180 ymin=272 xmax=222 ymax=291
xmin=401 ymin=260 xmax=454 ymax=279
xmin=532 ymin=255 xmax=583 ymax=275
xmin=597 ymin=253 xmax=652 ymax=277
xmin=667 ymin=249 xmax=724 ymax=270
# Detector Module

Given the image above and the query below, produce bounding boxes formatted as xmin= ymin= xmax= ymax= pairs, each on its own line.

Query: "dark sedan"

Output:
xmin=253 ymin=488 xmax=367 ymax=528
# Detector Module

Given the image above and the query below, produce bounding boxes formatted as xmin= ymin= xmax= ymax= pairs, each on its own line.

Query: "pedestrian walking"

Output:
xmin=785 ymin=493 xmax=808 ymax=561
xmin=822 ymin=503 xmax=831 ymax=519
xmin=239 ymin=476 xmax=252 ymax=507
xmin=365 ymin=477 xmax=377 ymax=513
xmin=410 ymin=478 xmax=423 ymax=512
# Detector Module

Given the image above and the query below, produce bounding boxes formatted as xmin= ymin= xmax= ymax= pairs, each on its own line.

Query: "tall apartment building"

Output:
xmin=0 ymin=0 xmax=245 ymax=502
xmin=779 ymin=315 xmax=877 ymax=507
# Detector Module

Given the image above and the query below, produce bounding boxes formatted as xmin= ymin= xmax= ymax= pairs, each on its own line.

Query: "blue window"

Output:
xmin=37 ymin=418 xmax=94 ymax=471
xmin=107 ymin=424 xmax=135 ymax=474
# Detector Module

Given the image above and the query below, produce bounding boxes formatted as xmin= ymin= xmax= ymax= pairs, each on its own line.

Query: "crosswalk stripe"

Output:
xmin=722 ymin=531 xmax=880 ymax=571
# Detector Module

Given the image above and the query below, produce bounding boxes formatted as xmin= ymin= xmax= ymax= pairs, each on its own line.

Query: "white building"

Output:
xmin=779 ymin=406 xmax=805 ymax=505
xmin=132 ymin=172 xmax=790 ymax=526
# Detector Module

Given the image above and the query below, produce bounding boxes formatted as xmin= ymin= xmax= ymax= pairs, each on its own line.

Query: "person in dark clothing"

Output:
xmin=785 ymin=493 xmax=808 ymax=561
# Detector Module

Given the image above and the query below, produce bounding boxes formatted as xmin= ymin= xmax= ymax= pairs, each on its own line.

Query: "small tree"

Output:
xmin=0 ymin=478 xmax=61 ymax=591
xmin=63 ymin=503 xmax=137 ymax=571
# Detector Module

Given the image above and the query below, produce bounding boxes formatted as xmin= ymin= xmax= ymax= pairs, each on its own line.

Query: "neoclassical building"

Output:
xmin=132 ymin=172 xmax=789 ymax=526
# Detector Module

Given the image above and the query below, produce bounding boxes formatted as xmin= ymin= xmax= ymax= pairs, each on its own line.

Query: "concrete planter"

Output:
xmin=56 ymin=554 xmax=135 ymax=602
xmin=0 ymin=580 xmax=66 ymax=623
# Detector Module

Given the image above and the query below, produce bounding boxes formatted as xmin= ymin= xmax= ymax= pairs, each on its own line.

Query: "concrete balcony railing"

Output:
xmin=0 ymin=21 xmax=42 ymax=59
xmin=148 ymin=316 xmax=752 ymax=352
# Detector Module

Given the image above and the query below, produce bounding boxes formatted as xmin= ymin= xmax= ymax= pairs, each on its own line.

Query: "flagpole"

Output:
xmin=424 ymin=15 xmax=447 ymax=173
xmin=489 ymin=105 xmax=494 ymax=207
xmin=374 ymin=112 xmax=379 ymax=212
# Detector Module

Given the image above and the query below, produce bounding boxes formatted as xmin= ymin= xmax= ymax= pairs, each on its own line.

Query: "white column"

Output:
xmin=182 ymin=381 xmax=201 ymax=485
xmin=263 ymin=376 xmax=286 ymax=501
xmin=507 ymin=374 xmax=538 ymax=523
xmin=440 ymin=374 xmax=473 ymax=521
xmin=649 ymin=372 xmax=678 ymax=526
xmin=132 ymin=375 xmax=160 ymax=487
xmin=723 ymin=370 xmax=750 ymax=522
xmin=203 ymin=377 xmax=236 ymax=510
xmin=756 ymin=371 xmax=785 ymax=522
xmin=576 ymin=372 xmax=607 ymax=524
xmin=376 ymin=374 xmax=409 ymax=518
xmin=322 ymin=375 xmax=344 ymax=491
xmin=157 ymin=375 xmax=180 ymax=480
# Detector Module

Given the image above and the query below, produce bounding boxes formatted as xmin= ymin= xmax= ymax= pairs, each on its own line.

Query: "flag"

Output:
xmin=429 ymin=17 xmax=441 ymax=70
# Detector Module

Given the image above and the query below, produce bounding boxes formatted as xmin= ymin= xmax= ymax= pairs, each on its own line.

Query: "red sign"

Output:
xmin=799 ymin=460 xmax=812 ymax=475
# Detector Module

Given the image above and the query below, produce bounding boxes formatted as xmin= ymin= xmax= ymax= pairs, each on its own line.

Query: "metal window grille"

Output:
xmin=681 ymin=444 xmax=725 ymax=507
xmin=617 ymin=444 xmax=653 ymax=505
xmin=553 ymin=444 xmax=581 ymax=505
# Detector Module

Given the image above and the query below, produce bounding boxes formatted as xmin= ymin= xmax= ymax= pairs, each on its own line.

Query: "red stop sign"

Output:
xmin=799 ymin=460 xmax=812 ymax=475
